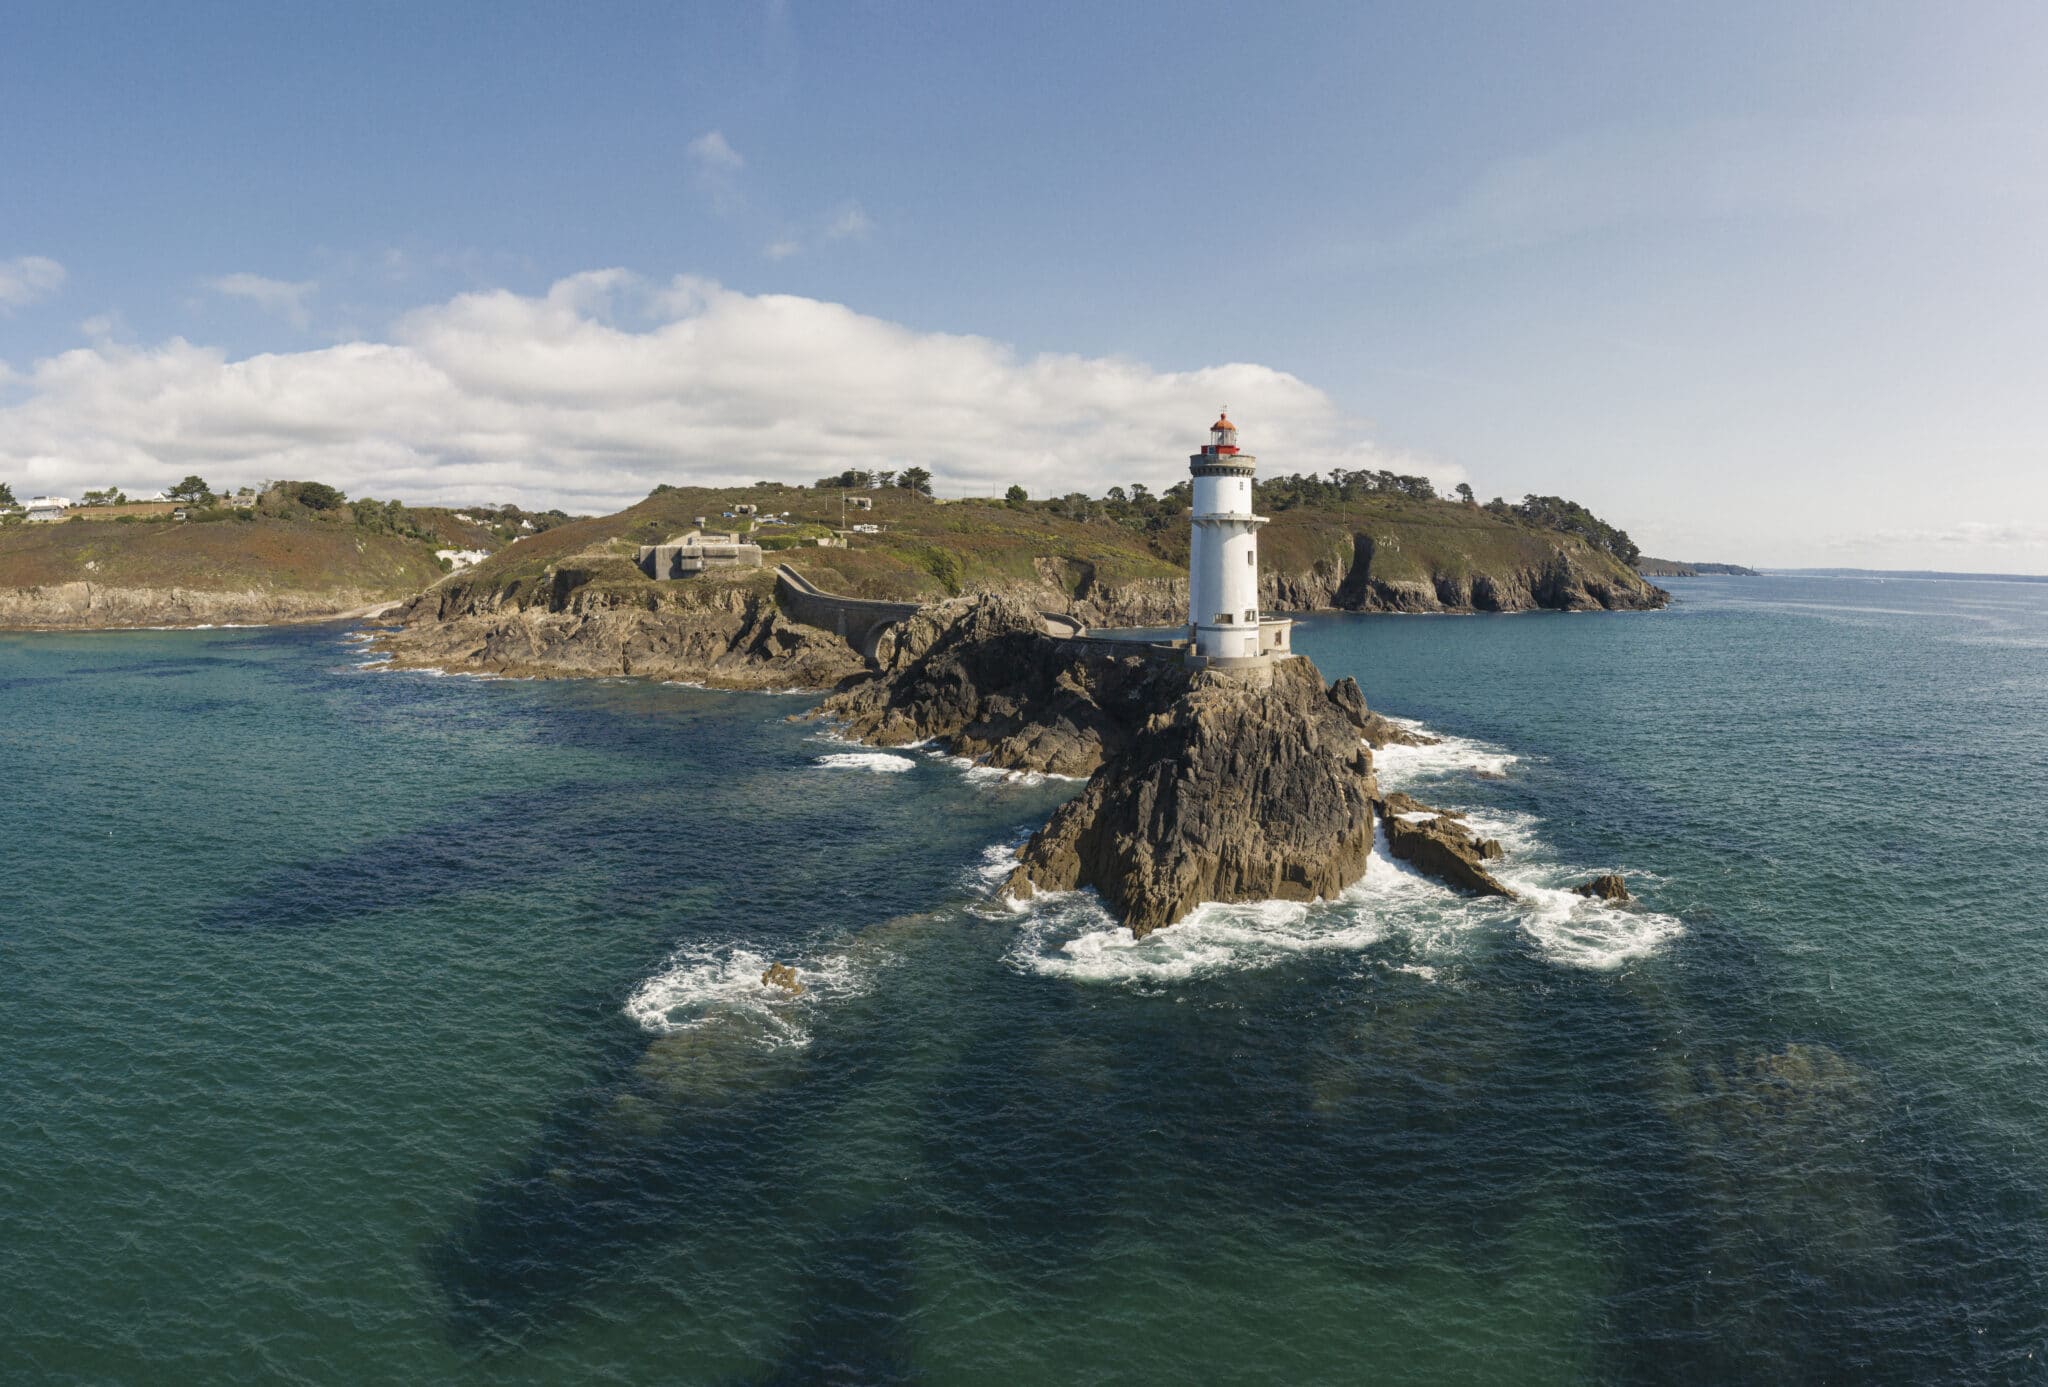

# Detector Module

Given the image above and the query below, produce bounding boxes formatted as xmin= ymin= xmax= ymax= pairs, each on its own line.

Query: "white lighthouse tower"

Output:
xmin=1187 ymin=411 xmax=1291 ymax=665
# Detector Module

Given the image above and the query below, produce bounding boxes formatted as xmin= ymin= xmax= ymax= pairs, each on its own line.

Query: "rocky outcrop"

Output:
xmin=0 ymin=582 xmax=396 ymax=630
xmin=760 ymin=963 xmax=805 ymax=995
xmin=815 ymin=591 xmax=1194 ymax=777
xmin=1376 ymin=797 xmax=1515 ymax=899
xmin=1004 ymin=656 xmax=1381 ymax=937
xmin=369 ymin=573 xmax=866 ymax=690
xmin=1573 ymin=873 xmax=1632 ymax=901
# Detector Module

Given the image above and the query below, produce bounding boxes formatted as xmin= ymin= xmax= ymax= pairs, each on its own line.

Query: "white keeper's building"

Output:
xmin=1186 ymin=413 xmax=1291 ymax=666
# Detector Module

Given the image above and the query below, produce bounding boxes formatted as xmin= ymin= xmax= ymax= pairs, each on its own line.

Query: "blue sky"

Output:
xmin=4 ymin=1 xmax=2046 ymax=568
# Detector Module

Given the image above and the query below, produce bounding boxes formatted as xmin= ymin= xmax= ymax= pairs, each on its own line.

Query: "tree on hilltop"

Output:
xmin=896 ymin=466 xmax=932 ymax=496
xmin=1005 ymin=484 xmax=1028 ymax=504
xmin=1455 ymin=482 xmax=1476 ymax=505
xmin=169 ymin=475 xmax=212 ymax=503
xmin=0 ymin=482 xmax=16 ymax=508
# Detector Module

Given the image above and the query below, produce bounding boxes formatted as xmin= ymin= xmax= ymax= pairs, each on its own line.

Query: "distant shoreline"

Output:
xmin=1762 ymin=568 xmax=2048 ymax=585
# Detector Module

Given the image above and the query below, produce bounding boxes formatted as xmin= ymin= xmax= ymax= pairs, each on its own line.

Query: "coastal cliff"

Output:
xmin=0 ymin=501 xmax=490 ymax=631
xmin=365 ymin=483 xmax=1665 ymax=683
xmin=0 ymin=582 xmax=402 ymax=629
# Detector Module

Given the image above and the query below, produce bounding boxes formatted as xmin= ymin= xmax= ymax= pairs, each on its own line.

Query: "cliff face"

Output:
xmin=371 ymin=571 xmax=865 ymax=689
xmin=1259 ymin=538 xmax=1665 ymax=614
xmin=0 ymin=582 xmax=396 ymax=629
xmin=0 ymin=516 xmax=448 ymax=631
xmin=1004 ymin=658 xmax=1383 ymax=937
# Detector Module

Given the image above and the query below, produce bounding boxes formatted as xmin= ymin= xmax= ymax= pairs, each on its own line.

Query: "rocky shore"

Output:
xmin=0 ymin=582 xmax=400 ymax=631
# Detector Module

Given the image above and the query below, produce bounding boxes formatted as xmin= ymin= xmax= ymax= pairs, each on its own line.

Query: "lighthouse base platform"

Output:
xmin=1185 ymin=616 xmax=1294 ymax=670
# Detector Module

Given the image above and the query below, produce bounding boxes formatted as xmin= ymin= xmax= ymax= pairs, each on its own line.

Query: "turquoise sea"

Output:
xmin=4 ymin=574 xmax=2047 ymax=1384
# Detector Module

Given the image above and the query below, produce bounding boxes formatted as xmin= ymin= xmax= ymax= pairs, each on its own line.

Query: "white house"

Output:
xmin=25 ymin=496 xmax=71 ymax=523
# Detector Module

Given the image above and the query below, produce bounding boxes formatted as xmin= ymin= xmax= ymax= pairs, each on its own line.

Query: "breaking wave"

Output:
xmin=999 ymin=715 xmax=1682 ymax=983
xmin=623 ymin=942 xmax=866 ymax=1049
xmin=1371 ymin=718 xmax=1520 ymax=788
xmin=814 ymin=751 xmax=917 ymax=773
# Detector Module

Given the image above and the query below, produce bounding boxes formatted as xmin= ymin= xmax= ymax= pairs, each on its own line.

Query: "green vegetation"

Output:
xmin=0 ymin=479 xmax=516 ymax=601
xmin=168 ymin=475 xmax=213 ymax=504
xmin=0 ymin=482 xmax=16 ymax=509
xmin=1486 ymin=494 xmax=1639 ymax=566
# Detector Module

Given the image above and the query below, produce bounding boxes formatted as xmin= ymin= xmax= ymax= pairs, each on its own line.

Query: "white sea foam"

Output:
xmin=1509 ymin=878 xmax=1685 ymax=970
xmin=1371 ymin=720 xmax=1520 ymax=787
xmin=814 ymin=751 xmax=917 ymax=773
xmin=623 ymin=943 xmax=864 ymax=1048
xmin=999 ymin=796 xmax=1682 ymax=983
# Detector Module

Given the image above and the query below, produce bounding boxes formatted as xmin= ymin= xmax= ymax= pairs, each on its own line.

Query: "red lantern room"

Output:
xmin=1206 ymin=411 xmax=1240 ymax=456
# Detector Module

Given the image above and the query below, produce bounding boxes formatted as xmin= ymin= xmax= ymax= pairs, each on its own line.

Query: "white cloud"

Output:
xmin=0 ymin=255 xmax=66 ymax=312
xmin=685 ymin=130 xmax=743 ymax=172
xmin=0 ymin=271 xmax=1431 ymax=511
xmin=763 ymin=238 xmax=803 ymax=261
xmin=207 ymin=273 xmax=318 ymax=329
xmin=824 ymin=203 xmax=874 ymax=240
xmin=686 ymin=130 xmax=746 ymax=214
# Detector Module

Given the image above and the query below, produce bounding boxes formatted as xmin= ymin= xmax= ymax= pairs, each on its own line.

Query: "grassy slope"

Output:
xmin=434 ymin=484 xmax=1649 ymax=612
xmin=1261 ymin=495 xmax=1635 ymax=588
xmin=0 ymin=509 xmax=493 ymax=596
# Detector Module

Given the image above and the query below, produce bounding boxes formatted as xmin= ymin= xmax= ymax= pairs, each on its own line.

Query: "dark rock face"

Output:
xmin=815 ymin=591 xmax=1194 ymax=777
xmin=1005 ymin=657 xmax=1381 ymax=937
xmin=1573 ymin=873 xmax=1632 ymax=901
xmin=1376 ymin=799 xmax=1516 ymax=899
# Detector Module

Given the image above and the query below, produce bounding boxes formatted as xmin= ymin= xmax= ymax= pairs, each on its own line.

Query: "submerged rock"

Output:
xmin=1572 ymin=873 xmax=1632 ymax=902
xmin=1005 ymin=656 xmax=1380 ymax=937
xmin=1376 ymin=798 xmax=1516 ymax=900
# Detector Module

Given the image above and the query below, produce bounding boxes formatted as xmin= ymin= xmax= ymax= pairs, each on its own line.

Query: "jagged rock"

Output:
xmin=1005 ymin=657 xmax=1380 ymax=938
xmin=760 ymin=963 xmax=805 ymax=996
xmin=1378 ymin=791 xmax=1464 ymax=821
xmin=814 ymin=590 xmax=1194 ymax=777
xmin=1325 ymin=675 xmax=1439 ymax=749
xmin=1573 ymin=873 xmax=1631 ymax=902
xmin=1377 ymin=798 xmax=1516 ymax=899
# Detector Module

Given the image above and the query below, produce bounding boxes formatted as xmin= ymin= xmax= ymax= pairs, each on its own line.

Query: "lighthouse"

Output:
xmin=1187 ymin=412 xmax=1291 ymax=665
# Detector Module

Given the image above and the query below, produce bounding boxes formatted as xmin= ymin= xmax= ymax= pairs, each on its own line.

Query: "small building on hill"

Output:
xmin=25 ymin=496 xmax=70 ymax=523
xmin=637 ymin=528 xmax=764 ymax=580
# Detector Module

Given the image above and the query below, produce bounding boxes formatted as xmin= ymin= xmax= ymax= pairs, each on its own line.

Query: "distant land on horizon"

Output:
xmin=1636 ymin=557 xmax=1761 ymax=578
xmin=1766 ymin=567 xmax=2048 ymax=584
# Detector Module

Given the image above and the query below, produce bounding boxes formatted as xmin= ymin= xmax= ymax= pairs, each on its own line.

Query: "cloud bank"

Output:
xmin=0 ymin=270 xmax=1420 ymax=510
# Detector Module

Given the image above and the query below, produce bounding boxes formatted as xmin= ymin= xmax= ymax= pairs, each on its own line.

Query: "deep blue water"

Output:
xmin=4 ymin=574 xmax=2047 ymax=1384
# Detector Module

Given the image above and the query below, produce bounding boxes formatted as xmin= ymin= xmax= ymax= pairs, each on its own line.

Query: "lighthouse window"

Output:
xmin=1246 ymin=551 xmax=1254 ymax=566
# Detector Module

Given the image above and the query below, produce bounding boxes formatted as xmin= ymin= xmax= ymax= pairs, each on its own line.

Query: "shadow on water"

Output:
xmin=424 ymin=1022 xmax=835 ymax=1355
xmin=204 ymin=782 xmax=628 ymax=931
